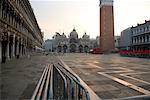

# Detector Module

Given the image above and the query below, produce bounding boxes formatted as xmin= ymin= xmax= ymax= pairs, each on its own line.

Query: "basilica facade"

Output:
xmin=52 ymin=29 xmax=98 ymax=53
xmin=0 ymin=0 xmax=43 ymax=63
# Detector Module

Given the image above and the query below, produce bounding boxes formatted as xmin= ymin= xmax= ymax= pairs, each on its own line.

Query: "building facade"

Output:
xmin=0 ymin=0 xmax=43 ymax=63
xmin=43 ymin=39 xmax=53 ymax=52
xmin=51 ymin=29 xmax=98 ymax=53
xmin=120 ymin=20 xmax=150 ymax=58
xmin=100 ymin=0 xmax=115 ymax=52
xmin=114 ymin=36 xmax=120 ymax=50
xmin=120 ymin=27 xmax=132 ymax=50
xmin=131 ymin=20 xmax=150 ymax=50
xmin=120 ymin=20 xmax=150 ymax=51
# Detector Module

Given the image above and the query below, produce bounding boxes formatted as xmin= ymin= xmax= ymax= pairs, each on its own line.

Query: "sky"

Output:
xmin=30 ymin=0 xmax=150 ymax=40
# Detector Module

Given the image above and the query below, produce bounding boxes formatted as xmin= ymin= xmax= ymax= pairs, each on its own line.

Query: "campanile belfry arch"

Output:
xmin=100 ymin=0 xmax=115 ymax=52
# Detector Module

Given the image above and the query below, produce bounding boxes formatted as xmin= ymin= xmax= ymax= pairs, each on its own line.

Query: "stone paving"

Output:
xmin=0 ymin=54 xmax=53 ymax=100
xmin=60 ymin=53 xmax=150 ymax=99
xmin=1 ymin=53 xmax=150 ymax=100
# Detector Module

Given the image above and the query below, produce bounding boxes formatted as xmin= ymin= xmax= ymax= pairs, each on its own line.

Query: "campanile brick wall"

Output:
xmin=100 ymin=2 xmax=115 ymax=52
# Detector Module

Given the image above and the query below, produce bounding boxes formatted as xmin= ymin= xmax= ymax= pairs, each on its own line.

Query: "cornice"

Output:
xmin=100 ymin=0 xmax=113 ymax=7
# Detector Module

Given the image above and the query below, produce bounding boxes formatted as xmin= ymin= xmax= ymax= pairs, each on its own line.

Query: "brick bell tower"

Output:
xmin=100 ymin=0 xmax=115 ymax=52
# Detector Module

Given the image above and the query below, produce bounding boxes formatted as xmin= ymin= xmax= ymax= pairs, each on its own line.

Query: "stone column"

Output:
xmin=0 ymin=0 xmax=2 ymax=18
xmin=133 ymin=38 xmax=135 ymax=44
xmin=145 ymin=36 xmax=147 ymax=42
xmin=138 ymin=37 xmax=140 ymax=44
xmin=136 ymin=37 xmax=138 ymax=44
xmin=0 ymin=33 xmax=1 ymax=63
xmin=25 ymin=39 xmax=28 ymax=55
xmin=24 ymin=45 xmax=26 ymax=55
xmin=142 ymin=37 xmax=144 ymax=43
xmin=24 ymin=40 xmax=26 ymax=55
xmin=22 ymin=45 xmax=24 ymax=55
xmin=0 ymin=41 xmax=2 ymax=63
xmin=139 ymin=37 xmax=141 ymax=43
xmin=16 ymin=36 xmax=19 ymax=58
xmin=20 ymin=38 xmax=22 ymax=57
xmin=12 ymin=34 xmax=15 ymax=57
xmin=6 ymin=32 xmax=10 ymax=60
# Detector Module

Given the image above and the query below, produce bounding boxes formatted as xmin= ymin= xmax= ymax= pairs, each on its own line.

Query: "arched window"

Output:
xmin=143 ymin=27 xmax=145 ymax=32
xmin=147 ymin=35 xmax=149 ymax=42
xmin=147 ymin=26 xmax=149 ymax=31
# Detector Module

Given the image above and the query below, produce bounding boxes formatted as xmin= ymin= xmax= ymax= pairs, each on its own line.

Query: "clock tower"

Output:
xmin=100 ymin=0 xmax=115 ymax=52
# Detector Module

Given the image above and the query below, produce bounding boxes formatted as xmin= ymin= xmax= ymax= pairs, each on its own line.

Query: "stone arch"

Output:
xmin=79 ymin=45 xmax=83 ymax=53
xmin=63 ymin=44 xmax=68 ymax=53
xmin=84 ymin=45 xmax=89 ymax=53
xmin=70 ymin=44 xmax=76 ymax=53
xmin=57 ymin=45 xmax=62 ymax=53
xmin=1 ymin=32 xmax=8 ymax=63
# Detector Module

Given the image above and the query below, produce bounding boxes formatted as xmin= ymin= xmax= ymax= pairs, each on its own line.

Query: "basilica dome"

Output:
xmin=82 ymin=32 xmax=89 ymax=40
xmin=70 ymin=28 xmax=78 ymax=39
xmin=62 ymin=33 xmax=66 ymax=38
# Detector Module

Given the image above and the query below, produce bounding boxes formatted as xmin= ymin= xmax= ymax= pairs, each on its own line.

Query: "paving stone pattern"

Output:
xmin=60 ymin=53 xmax=150 ymax=99
xmin=1 ymin=53 xmax=150 ymax=100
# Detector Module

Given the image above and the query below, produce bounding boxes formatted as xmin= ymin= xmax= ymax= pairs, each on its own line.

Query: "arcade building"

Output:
xmin=0 ymin=0 xmax=43 ymax=63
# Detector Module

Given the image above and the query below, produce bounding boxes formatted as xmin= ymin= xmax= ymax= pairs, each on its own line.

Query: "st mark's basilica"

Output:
xmin=51 ymin=28 xmax=98 ymax=53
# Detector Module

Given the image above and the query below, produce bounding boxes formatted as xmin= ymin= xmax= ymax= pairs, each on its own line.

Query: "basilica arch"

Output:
xmin=84 ymin=45 xmax=89 ymax=53
xmin=70 ymin=44 xmax=76 ymax=53
xmin=63 ymin=44 xmax=68 ymax=53
xmin=57 ymin=45 xmax=62 ymax=53
xmin=79 ymin=45 xmax=83 ymax=53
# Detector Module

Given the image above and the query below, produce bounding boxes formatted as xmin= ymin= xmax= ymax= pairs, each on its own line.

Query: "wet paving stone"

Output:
xmin=139 ymin=85 xmax=150 ymax=91
xmin=129 ymin=75 xmax=150 ymax=83
xmin=108 ymin=88 xmax=143 ymax=98
xmin=19 ymin=83 xmax=36 ymax=99
xmin=85 ymin=81 xmax=94 ymax=85
xmin=61 ymin=53 xmax=150 ymax=99
xmin=96 ymin=91 xmax=116 ymax=99
xmin=1 ymin=54 xmax=54 ymax=100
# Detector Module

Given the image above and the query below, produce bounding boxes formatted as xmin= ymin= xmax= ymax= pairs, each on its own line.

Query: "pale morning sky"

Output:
xmin=30 ymin=0 xmax=150 ymax=40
